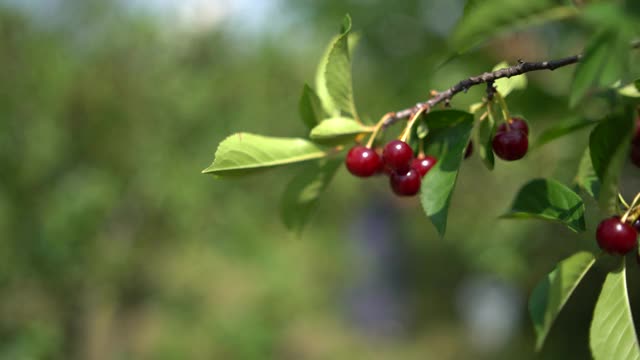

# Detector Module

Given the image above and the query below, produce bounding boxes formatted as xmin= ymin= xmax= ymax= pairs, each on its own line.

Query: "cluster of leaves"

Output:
xmin=452 ymin=1 xmax=640 ymax=357
xmin=203 ymin=15 xmax=367 ymax=234
xmin=204 ymin=1 xmax=640 ymax=357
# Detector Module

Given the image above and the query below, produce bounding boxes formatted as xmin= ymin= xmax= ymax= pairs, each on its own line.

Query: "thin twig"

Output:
xmin=383 ymin=54 xmax=582 ymax=127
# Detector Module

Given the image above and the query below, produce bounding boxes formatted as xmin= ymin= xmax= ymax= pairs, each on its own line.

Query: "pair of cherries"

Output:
xmin=345 ymin=140 xmax=437 ymax=196
xmin=596 ymin=216 xmax=640 ymax=255
xmin=492 ymin=117 xmax=529 ymax=161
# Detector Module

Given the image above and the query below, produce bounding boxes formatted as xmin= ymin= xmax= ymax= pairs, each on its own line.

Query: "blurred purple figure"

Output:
xmin=344 ymin=198 xmax=409 ymax=339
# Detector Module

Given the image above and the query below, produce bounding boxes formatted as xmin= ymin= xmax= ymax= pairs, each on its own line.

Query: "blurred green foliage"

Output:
xmin=0 ymin=1 xmax=639 ymax=359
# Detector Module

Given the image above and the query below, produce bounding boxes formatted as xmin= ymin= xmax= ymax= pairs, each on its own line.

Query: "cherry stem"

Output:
xmin=619 ymin=193 xmax=630 ymax=209
xmin=621 ymin=193 xmax=640 ymax=224
xmin=366 ymin=112 xmax=394 ymax=148
xmin=494 ymin=91 xmax=511 ymax=128
xmin=400 ymin=106 xmax=429 ymax=143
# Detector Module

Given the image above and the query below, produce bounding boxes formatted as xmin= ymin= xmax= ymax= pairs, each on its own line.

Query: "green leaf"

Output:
xmin=451 ymin=0 xmax=578 ymax=52
xmin=501 ymin=178 xmax=586 ymax=232
xmin=462 ymin=0 xmax=481 ymax=16
xmin=533 ymin=118 xmax=599 ymax=149
xmin=280 ymin=158 xmax=342 ymax=234
xmin=202 ymin=133 xmax=328 ymax=176
xmin=589 ymin=109 xmax=634 ymax=213
xmin=575 ymin=147 xmax=600 ymax=199
xmin=469 ymin=102 xmax=485 ymax=114
xmin=420 ymin=110 xmax=474 ymax=237
xmin=618 ymin=81 xmax=640 ymax=98
xmin=475 ymin=109 xmax=496 ymax=170
xmin=581 ymin=2 xmax=638 ymax=31
xmin=569 ymin=30 xmax=631 ymax=107
xmin=590 ymin=261 xmax=640 ymax=360
xmin=492 ymin=61 xmax=528 ymax=97
xmin=299 ymin=84 xmax=325 ymax=131
xmin=315 ymin=14 xmax=358 ymax=118
xmin=416 ymin=121 xmax=428 ymax=140
xmin=530 ymin=251 xmax=596 ymax=351
xmin=309 ymin=117 xmax=372 ymax=142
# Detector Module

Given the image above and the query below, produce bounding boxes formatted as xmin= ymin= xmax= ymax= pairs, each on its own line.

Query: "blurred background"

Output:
xmin=1 ymin=0 xmax=640 ymax=359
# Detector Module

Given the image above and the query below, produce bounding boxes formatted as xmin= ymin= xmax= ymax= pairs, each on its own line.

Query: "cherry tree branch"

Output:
xmin=383 ymin=54 xmax=582 ymax=127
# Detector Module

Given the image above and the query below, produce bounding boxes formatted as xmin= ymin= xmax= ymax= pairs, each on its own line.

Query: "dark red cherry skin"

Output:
xmin=633 ymin=218 xmax=640 ymax=233
xmin=411 ymin=155 xmax=437 ymax=178
xmin=376 ymin=161 xmax=392 ymax=175
xmin=596 ymin=217 xmax=638 ymax=255
xmin=492 ymin=130 xmax=528 ymax=161
xmin=383 ymin=140 xmax=414 ymax=171
xmin=345 ymin=146 xmax=382 ymax=177
xmin=497 ymin=117 xmax=529 ymax=136
xmin=631 ymin=142 xmax=640 ymax=168
xmin=390 ymin=169 xmax=421 ymax=196
xmin=464 ymin=142 xmax=473 ymax=159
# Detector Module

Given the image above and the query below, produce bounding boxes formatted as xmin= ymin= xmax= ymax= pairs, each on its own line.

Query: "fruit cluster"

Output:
xmin=345 ymin=116 xmax=531 ymax=196
xmin=345 ymin=140 xmax=437 ymax=197
xmin=596 ymin=216 xmax=640 ymax=255
xmin=492 ymin=117 xmax=529 ymax=161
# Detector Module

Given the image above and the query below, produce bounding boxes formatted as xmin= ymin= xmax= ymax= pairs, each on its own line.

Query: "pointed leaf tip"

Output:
xmin=529 ymin=251 xmax=595 ymax=351
xmin=203 ymin=133 xmax=328 ymax=176
xmin=419 ymin=110 xmax=474 ymax=237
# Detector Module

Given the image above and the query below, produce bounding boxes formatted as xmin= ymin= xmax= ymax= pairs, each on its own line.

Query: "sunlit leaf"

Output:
xmin=617 ymin=81 xmax=640 ymax=98
xmin=315 ymin=14 xmax=358 ymax=118
xmin=202 ymin=133 xmax=329 ymax=176
xmin=420 ymin=110 xmax=474 ymax=237
xmin=530 ymin=251 xmax=596 ymax=351
xmin=492 ymin=61 xmax=528 ymax=97
xmin=589 ymin=109 xmax=634 ymax=213
xmin=299 ymin=84 xmax=325 ymax=131
xmin=280 ymin=158 xmax=342 ymax=234
xmin=469 ymin=102 xmax=485 ymax=114
xmin=501 ymin=178 xmax=586 ymax=232
xmin=309 ymin=117 xmax=372 ymax=142
xmin=590 ymin=261 xmax=640 ymax=360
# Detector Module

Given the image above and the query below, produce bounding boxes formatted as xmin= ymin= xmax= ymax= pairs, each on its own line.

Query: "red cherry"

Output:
xmin=373 ymin=148 xmax=391 ymax=175
xmin=497 ymin=117 xmax=529 ymax=136
xmin=376 ymin=161 xmax=392 ymax=175
xmin=464 ymin=141 xmax=473 ymax=159
xmin=411 ymin=155 xmax=437 ymax=178
xmin=634 ymin=218 xmax=640 ymax=233
xmin=345 ymin=146 xmax=382 ymax=177
xmin=383 ymin=140 xmax=414 ymax=171
xmin=596 ymin=217 xmax=638 ymax=255
xmin=390 ymin=169 xmax=421 ymax=196
xmin=492 ymin=130 xmax=528 ymax=161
